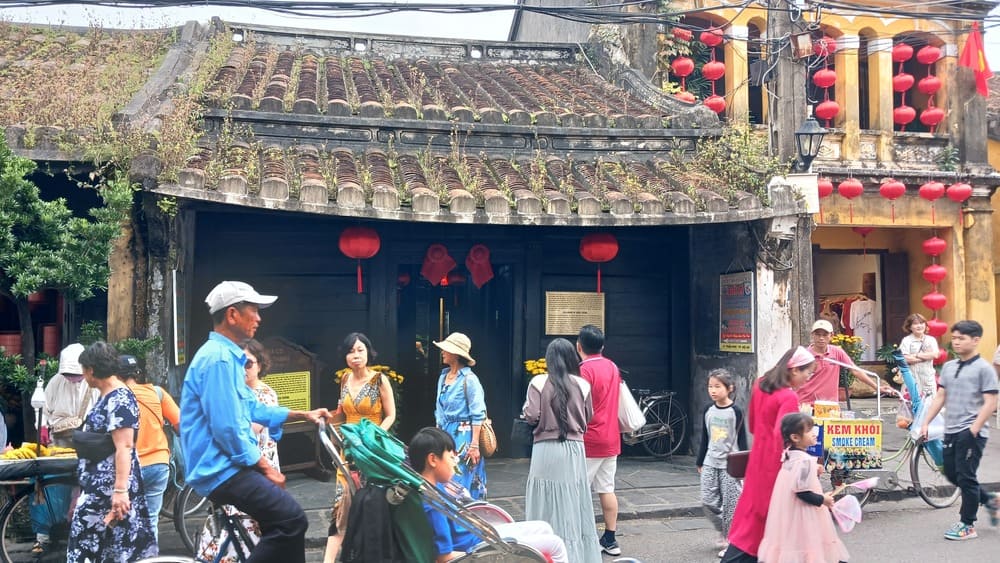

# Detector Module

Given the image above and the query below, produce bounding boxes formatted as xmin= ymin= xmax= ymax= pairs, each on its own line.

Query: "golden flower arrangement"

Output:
xmin=523 ymin=358 xmax=547 ymax=377
xmin=830 ymin=333 xmax=867 ymax=387
xmin=334 ymin=365 xmax=405 ymax=385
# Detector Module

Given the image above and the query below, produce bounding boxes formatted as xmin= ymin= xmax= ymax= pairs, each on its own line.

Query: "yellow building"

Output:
xmin=512 ymin=1 xmax=1000 ymax=363
xmin=689 ymin=1 xmax=1000 ymax=360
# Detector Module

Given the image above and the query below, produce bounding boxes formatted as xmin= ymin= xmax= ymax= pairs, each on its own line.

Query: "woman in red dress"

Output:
xmin=721 ymin=346 xmax=816 ymax=563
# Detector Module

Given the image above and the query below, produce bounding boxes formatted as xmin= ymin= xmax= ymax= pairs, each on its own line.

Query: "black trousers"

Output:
xmin=209 ymin=468 xmax=309 ymax=563
xmin=942 ymin=430 xmax=992 ymax=526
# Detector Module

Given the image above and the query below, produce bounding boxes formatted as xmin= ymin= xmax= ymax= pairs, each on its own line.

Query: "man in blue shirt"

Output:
xmin=182 ymin=281 xmax=329 ymax=563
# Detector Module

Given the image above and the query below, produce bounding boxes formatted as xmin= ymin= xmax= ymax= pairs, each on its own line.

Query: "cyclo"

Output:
xmin=0 ymin=452 xmax=78 ymax=562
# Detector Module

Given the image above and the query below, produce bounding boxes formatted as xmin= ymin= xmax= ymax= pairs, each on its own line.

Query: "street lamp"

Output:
xmin=794 ymin=116 xmax=828 ymax=172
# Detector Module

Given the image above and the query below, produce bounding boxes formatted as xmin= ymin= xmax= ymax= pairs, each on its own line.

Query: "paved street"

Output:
xmin=607 ymin=497 xmax=1000 ymax=562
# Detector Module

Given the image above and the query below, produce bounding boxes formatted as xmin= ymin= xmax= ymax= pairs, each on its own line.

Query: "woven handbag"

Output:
xmin=463 ymin=376 xmax=497 ymax=457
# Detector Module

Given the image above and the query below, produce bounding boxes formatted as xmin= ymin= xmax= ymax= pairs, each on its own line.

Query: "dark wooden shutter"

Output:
xmin=882 ymin=252 xmax=910 ymax=347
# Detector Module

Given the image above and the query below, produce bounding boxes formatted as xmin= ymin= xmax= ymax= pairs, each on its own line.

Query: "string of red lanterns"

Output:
xmin=921 ymin=234 xmax=949 ymax=341
xmin=916 ymin=45 xmax=944 ymax=133
xmin=892 ymin=42 xmax=917 ymax=131
xmin=700 ymin=27 xmax=727 ymax=115
xmin=812 ymin=36 xmax=840 ymax=127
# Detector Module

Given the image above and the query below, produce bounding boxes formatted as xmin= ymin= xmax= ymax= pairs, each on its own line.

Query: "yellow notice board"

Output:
xmin=266 ymin=371 xmax=311 ymax=411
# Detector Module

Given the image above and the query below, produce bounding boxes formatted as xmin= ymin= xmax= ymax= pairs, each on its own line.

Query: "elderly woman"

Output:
xmin=67 ymin=341 xmax=156 ymax=562
xmin=434 ymin=332 xmax=488 ymax=500
xmin=245 ymin=339 xmax=281 ymax=471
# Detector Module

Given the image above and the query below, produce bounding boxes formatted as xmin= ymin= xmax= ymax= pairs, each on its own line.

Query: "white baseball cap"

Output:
xmin=205 ymin=281 xmax=278 ymax=314
xmin=811 ymin=320 xmax=834 ymax=333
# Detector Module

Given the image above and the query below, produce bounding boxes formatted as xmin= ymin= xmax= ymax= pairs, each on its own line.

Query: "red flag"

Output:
xmin=959 ymin=22 xmax=992 ymax=97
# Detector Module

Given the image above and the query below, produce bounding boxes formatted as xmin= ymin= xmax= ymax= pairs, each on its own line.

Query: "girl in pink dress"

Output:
xmin=722 ymin=347 xmax=815 ymax=563
xmin=758 ymin=413 xmax=849 ymax=563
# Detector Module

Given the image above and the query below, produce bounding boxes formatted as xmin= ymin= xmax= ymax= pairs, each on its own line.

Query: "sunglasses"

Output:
xmin=245 ymin=359 xmax=256 ymax=369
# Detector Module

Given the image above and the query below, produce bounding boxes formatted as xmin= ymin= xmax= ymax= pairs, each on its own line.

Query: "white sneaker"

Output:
xmin=718 ymin=547 xmax=727 ymax=558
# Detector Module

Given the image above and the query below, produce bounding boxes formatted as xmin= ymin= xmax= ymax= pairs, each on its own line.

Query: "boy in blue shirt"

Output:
xmin=409 ymin=427 xmax=568 ymax=562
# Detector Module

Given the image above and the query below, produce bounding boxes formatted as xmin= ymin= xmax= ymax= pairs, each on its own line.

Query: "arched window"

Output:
xmin=808 ymin=27 xmax=839 ymax=128
xmin=892 ymin=33 xmax=943 ymax=134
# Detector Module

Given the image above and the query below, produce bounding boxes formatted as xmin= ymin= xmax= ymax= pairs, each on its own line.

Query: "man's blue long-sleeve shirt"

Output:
xmin=181 ymin=332 xmax=289 ymax=496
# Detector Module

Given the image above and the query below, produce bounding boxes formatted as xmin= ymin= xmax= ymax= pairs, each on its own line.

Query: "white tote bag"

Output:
xmin=618 ymin=377 xmax=646 ymax=433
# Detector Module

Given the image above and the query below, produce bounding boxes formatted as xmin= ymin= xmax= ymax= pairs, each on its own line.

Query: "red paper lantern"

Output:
xmin=894 ymin=105 xmax=916 ymax=126
xmin=675 ymin=91 xmax=697 ymax=103
xmin=920 ymin=107 xmax=944 ymax=128
xmin=672 ymin=27 xmax=693 ymax=41
xmin=933 ymin=348 xmax=949 ymax=365
xmin=916 ymin=45 xmax=942 ymax=65
xmin=813 ymin=36 xmax=838 ymax=56
xmin=922 ymin=236 xmax=947 ymax=256
xmin=838 ymin=178 xmax=863 ymax=199
xmin=892 ymin=43 xmax=914 ymax=62
xmin=879 ymin=180 xmax=905 ymax=200
xmin=817 ymin=178 xmax=834 ymax=198
xmin=702 ymin=60 xmax=726 ymax=81
xmin=421 ymin=243 xmax=457 ymax=286
xmin=922 ymin=291 xmax=947 ymax=311
xmin=927 ymin=319 xmax=949 ymax=338
xmin=919 ymin=181 xmax=945 ymax=201
xmin=852 ymin=227 xmax=874 ymax=236
xmin=397 ymin=272 xmax=411 ymax=288
xmin=339 ymin=227 xmax=381 ymax=293
xmin=892 ymin=73 xmax=915 ymax=93
xmin=671 ymin=57 xmax=695 ymax=78
xmin=946 ymin=182 xmax=972 ymax=203
xmin=815 ymin=100 xmax=840 ymax=123
xmin=699 ymin=27 xmax=725 ymax=47
xmin=812 ymin=68 xmax=837 ymax=89
xmin=704 ymin=95 xmax=726 ymax=114
xmin=880 ymin=180 xmax=906 ymax=222
xmin=922 ymin=264 xmax=947 ymax=284
xmin=580 ymin=233 xmax=619 ymax=293
xmin=918 ymin=75 xmax=942 ymax=95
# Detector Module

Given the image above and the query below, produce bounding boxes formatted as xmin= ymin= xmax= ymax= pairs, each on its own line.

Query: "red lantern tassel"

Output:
xmin=356 ymin=260 xmax=363 ymax=293
xmin=597 ymin=265 xmax=602 ymax=294
xmin=891 ymin=203 xmax=895 ymax=223
xmin=850 ymin=203 xmax=854 ymax=223
xmin=931 ymin=203 xmax=936 ymax=225
xmin=819 ymin=204 xmax=824 ymax=224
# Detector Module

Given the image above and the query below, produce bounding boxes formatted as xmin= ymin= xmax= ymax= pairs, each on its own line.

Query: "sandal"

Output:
xmin=31 ymin=541 xmax=46 ymax=554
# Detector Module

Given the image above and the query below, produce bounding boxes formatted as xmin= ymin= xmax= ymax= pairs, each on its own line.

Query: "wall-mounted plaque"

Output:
xmin=545 ymin=291 xmax=605 ymax=335
xmin=266 ymin=371 xmax=311 ymax=411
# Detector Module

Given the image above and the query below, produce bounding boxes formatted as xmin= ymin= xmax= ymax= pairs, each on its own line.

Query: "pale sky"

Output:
xmin=2 ymin=2 xmax=1000 ymax=70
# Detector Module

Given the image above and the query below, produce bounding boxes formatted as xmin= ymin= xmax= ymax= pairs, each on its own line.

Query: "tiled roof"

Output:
xmin=201 ymin=42 xmax=671 ymax=128
xmin=0 ymin=23 xmax=176 ymax=141
xmin=152 ymin=141 xmax=772 ymax=226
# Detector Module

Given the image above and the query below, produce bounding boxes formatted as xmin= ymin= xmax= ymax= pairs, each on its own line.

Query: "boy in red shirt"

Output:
xmin=577 ymin=325 xmax=622 ymax=556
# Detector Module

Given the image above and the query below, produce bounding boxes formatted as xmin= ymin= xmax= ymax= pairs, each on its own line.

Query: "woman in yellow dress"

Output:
xmin=323 ymin=332 xmax=396 ymax=563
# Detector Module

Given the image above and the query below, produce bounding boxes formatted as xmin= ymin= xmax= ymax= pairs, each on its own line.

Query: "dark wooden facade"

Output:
xmin=188 ymin=206 xmax=691 ymax=447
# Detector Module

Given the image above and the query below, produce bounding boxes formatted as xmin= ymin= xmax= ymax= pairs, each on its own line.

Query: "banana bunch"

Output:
xmin=1 ymin=444 xmax=77 ymax=460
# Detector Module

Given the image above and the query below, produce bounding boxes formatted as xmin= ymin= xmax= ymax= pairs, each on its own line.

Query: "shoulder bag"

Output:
xmin=463 ymin=376 xmax=497 ymax=457
xmin=617 ymin=372 xmax=646 ymax=433
xmin=725 ymin=411 xmax=749 ymax=479
xmin=50 ymin=386 xmax=92 ymax=438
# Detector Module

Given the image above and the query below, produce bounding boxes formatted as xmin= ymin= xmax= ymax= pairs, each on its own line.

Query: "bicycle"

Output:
xmin=138 ymin=501 xmax=257 ymax=563
xmin=818 ymin=395 xmax=959 ymax=509
xmin=0 ymin=468 xmax=77 ymax=562
xmin=161 ymin=461 xmax=208 ymax=522
xmin=172 ymin=483 xmax=214 ymax=555
xmin=620 ymin=374 xmax=688 ymax=457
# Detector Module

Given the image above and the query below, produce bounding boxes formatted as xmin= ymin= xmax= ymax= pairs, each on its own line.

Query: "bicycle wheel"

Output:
xmin=0 ymin=476 xmax=76 ymax=563
xmin=641 ymin=396 xmax=688 ymax=457
xmin=910 ymin=441 xmax=960 ymax=508
xmin=173 ymin=484 xmax=212 ymax=555
xmin=818 ymin=465 xmax=874 ymax=508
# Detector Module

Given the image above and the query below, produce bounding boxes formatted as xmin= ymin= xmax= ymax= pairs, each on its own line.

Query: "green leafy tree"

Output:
xmin=0 ymin=131 xmax=132 ymax=383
